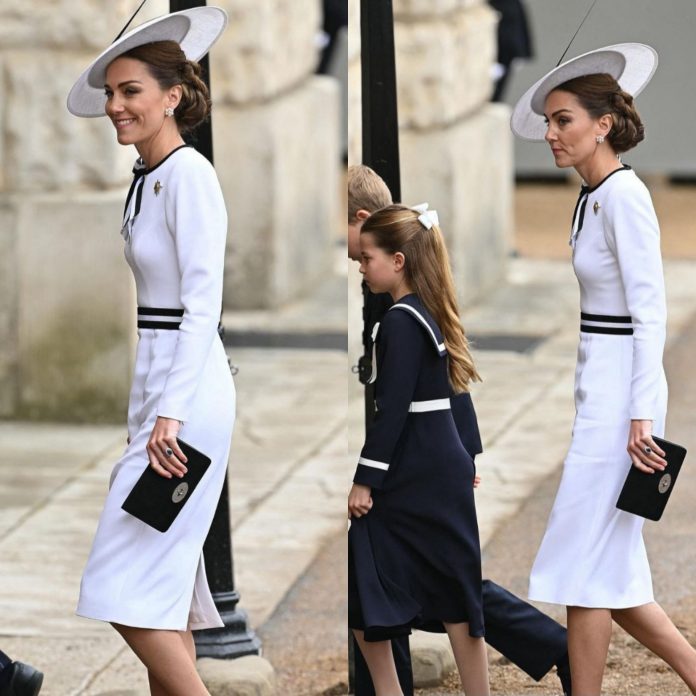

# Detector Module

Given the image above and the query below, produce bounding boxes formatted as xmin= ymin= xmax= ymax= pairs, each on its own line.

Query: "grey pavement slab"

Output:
xmin=0 ymin=342 xmax=347 ymax=694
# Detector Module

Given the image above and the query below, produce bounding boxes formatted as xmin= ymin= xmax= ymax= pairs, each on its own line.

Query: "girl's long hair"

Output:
xmin=362 ymin=205 xmax=481 ymax=393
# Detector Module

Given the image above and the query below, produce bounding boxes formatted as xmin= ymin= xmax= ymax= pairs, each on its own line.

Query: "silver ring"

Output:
xmin=165 ymin=447 xmax=174 ymax=457
xmin=644 ymin=446 xmax=652 ymax=455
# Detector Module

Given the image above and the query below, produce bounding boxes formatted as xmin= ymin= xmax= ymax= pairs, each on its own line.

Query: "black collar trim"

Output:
xmin=135 ymin=143 xmax=191 ymax=176
xmin=582 ymin=164 xmax=631 ymax=194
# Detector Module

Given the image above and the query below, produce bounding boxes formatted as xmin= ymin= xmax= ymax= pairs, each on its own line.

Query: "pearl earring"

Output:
xmin=164 ymin=107 xmax=175 ymax=117
xmin=596 ymin=135 xmax=605 ymax=144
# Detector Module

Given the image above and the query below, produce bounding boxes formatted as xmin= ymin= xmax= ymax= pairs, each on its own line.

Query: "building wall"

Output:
xmin=348 ymin=0 xmax=514 ymax=307
xmin=0 ymin=0 xmax=340 ymax=421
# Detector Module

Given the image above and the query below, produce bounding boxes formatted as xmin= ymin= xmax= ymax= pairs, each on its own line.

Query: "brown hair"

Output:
xmin=553 ymin=73 xmax=644 ymax=153
xmin=362 ymin=205 xmax=481 ymax=393
xmin=347 ymin=165 xmax=393 ymax=222
xmin=118 ymin=40 xmax=211 ymax=134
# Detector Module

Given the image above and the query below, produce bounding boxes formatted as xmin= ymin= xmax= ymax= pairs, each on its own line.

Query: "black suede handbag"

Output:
xmin=617 ymin=436 xmax=686 ymax=521
xmin=122 ymin=439 xmax=211 ymax=532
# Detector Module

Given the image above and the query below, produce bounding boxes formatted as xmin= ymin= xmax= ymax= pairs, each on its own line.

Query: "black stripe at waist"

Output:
xmin=580 ymin=312 xmax=632 ymax=323
xmin=137 ymin=306 xmax=183 ymax=330
xmin=137 ymin=306 xmax=184 ymax=317
xmin=580 ymin=324 xmax=633 ymax=335
xmin=580 ymin=311 xmax=634 ymax=335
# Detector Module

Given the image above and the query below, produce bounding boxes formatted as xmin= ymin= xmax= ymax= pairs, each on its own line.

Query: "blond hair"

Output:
xmin=347 ymin=165 xmax=393 ymax=222
xmin=362 ymin=205 xmax=481 ymax=392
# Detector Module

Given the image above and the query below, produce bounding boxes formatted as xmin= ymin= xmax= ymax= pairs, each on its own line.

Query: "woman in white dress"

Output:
xmin=67 ymin=9 xmax=232 ymax=695
xmin=511 ymin=44 xmax=696 ymax=694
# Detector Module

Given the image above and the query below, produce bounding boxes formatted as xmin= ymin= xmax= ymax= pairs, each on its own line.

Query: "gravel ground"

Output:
xmin=258 ymin=529 xmax=348 ymax=695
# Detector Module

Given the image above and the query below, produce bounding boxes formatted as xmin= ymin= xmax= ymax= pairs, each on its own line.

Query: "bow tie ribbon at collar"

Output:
xmin=121 ymin=158 xmax=148 ymax=243
xmin=411 ymin=202 xmax=439 ymax=230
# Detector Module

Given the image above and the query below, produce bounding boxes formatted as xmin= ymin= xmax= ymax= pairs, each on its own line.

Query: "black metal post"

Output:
xmin=169 ymin=0 xmax=260 ymax=658
xmin=360 ymin=0 xmax=401 ymax=200
xmin=352 ymin=0 xmax=403 ymax=691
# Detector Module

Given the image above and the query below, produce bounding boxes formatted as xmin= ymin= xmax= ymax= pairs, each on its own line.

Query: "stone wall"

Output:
xmin=0 ymin=0 xmax=339 ymax=421
xmin=349 ymin=0 xmax=513 ymax=306
xmin=211 ymin=0 xmax=340 ymax=309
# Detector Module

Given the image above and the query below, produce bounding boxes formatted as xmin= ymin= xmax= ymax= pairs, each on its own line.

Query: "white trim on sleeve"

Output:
xmin=358 ymin=457 xmax=390 ymax=471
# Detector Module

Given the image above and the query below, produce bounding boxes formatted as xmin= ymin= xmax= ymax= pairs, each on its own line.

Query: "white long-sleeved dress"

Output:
xmin=529 ymin=166 xmax=668 ymax=608
xmin=76 ymin=145 xmax=236 ymax=629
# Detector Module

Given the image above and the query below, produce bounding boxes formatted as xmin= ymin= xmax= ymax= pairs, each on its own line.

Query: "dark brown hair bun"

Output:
xmin=553 ymin=73 xmax=644 ymax=153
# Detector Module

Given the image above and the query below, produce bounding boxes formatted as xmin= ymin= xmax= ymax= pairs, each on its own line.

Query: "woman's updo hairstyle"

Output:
xmin=553 ymin=73 xmax=644 ymax=153
xmin=118 ymin=40 xmax=211 ymax=134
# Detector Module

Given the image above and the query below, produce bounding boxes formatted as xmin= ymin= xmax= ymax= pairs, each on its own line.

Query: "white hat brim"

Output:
xmin=67 ymin=6 xmax=227 ymax=118
xmin=510 ymin=43 xmax=658 ymax=141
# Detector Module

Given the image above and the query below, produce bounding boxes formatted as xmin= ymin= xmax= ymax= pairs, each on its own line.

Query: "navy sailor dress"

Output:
xmin=349 ymin=293 xmax=484 ymax=640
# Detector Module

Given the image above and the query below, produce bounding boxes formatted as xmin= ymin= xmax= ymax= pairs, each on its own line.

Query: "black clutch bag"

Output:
xmin=122 ymin=438 xmax=212 ymax=532
xmin=616 ymin=436 xmax=687 ymax=521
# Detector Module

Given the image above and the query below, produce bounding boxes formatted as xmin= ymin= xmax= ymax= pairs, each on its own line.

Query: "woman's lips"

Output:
xmin=114 ymin=117 xmax=136 ymax=129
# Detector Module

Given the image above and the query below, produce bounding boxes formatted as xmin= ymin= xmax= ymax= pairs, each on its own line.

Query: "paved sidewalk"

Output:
xmin=0 ymin=258 xmax=348 ymax=693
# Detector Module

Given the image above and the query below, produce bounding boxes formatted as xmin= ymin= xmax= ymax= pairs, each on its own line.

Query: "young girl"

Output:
xmin=348 ymin=204 xmax=489 ymax=696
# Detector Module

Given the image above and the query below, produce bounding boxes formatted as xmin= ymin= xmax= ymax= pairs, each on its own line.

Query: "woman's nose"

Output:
xmin=106 ymin=96 xmax=123 ymax=115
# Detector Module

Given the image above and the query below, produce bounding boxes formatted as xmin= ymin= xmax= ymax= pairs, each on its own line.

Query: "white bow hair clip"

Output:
xmin=410 ymin=202 xmax=439 ymax=230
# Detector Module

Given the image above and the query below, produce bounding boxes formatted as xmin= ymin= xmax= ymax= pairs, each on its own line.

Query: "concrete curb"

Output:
xmin=410 ymin=632 xmax=456 ymax=689
xmin=198 ymin=655 xmax=276 ymax=696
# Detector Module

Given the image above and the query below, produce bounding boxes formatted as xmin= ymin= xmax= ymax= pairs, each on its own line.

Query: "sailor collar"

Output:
xmin=388 ymin=295 xmax=447 ymax=357
xmin=366 ymin=294 xmax=447 ymax=384
xmin=121 ymin=144 xmax=191 ymax=243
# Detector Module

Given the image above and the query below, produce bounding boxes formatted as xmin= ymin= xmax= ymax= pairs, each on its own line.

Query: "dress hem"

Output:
xmin=75 ymin=600 xmax=224 ymax=632
xmin=527 ymin=591 xmax=654 ymax=610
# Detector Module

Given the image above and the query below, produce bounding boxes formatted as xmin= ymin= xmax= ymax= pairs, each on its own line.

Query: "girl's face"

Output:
xmin=544 ymin=90 xmax=611 ymax=168
xmin=104 ymin=57 xmax=180 ymax=147
xmin=358 ymin=232 xmax=404 ymax=295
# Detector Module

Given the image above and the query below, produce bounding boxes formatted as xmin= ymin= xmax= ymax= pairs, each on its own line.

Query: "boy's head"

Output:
xmin=347 ymin=164 xmax=393 ymax=260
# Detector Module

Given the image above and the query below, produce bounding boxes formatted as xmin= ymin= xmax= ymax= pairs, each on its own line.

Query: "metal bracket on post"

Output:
xmin=168 ymin=0 xmax=260 ymax=659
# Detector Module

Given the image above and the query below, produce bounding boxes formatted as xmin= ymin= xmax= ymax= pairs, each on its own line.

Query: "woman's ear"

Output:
xmin=598 ymin=112 xmax=613 ymax=138
xmin=168 ymin=84 xmax=183 ymax=110
xmin=393 ymin=251 xmax=406 ymax=272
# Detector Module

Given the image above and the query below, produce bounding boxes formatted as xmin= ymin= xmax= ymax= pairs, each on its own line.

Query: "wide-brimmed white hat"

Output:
xmin=511 ymin=43 xmax=658 ymax=141
xmin=67 ymin=6 xmax=227 ymax=118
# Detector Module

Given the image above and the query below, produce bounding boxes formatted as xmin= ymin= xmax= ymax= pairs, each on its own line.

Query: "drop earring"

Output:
xmin=596 ymin=135 xmax=605 ymax=144
xmin=164 ymin=107 xmax=175 ymax=117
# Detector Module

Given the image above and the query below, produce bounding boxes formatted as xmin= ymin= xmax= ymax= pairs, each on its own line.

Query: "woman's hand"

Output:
xmin=473 ymin=474 xmax=481 ymax=488
xmin=627 ymin=419 xmax=666 ymax=474
xmin=348 ymin=483 xmax=373 ymax=518
xmin=147 ymin=416 xmax=188 ymax=479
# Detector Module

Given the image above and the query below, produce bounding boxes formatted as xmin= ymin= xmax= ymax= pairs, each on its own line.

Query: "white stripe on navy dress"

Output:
xmin=358 ymin=456 xmax=390 ymax=471
xmin=409 ymin=398 xmax=451 ymax=412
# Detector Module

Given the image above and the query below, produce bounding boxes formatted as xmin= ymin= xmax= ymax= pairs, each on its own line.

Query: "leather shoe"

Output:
xmin=0 ymin=662 xmax=44 ymax=696
xmin=556 ymin=653 xmax=572 ymax=696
